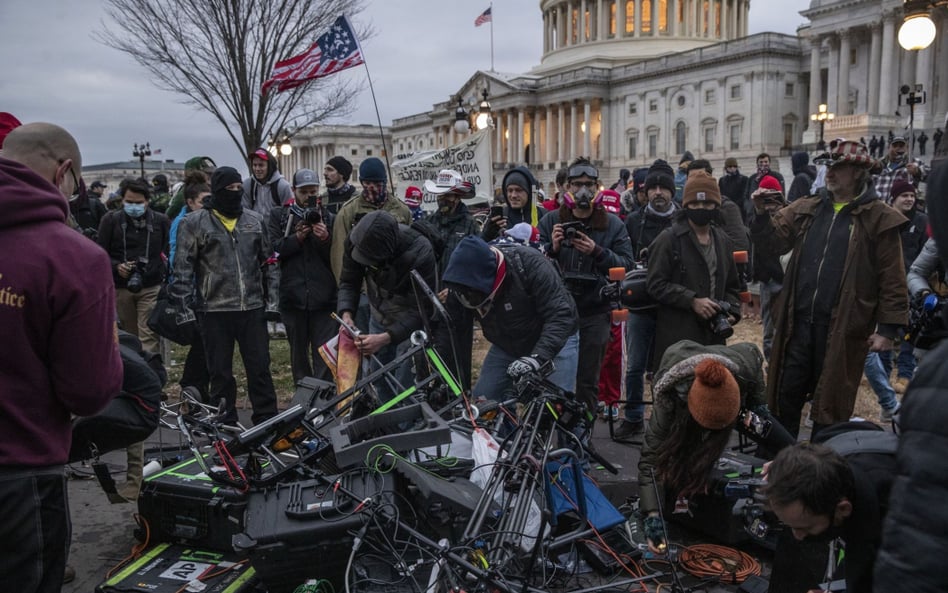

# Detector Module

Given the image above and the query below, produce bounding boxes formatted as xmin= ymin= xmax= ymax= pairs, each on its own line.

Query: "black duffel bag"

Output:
xmin=147 ymin=283 xmax=198 ymax=345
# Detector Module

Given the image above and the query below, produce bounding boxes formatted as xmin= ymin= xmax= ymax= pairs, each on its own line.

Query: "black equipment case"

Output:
xmin=137 ymin=454 xmax=248 ymax=551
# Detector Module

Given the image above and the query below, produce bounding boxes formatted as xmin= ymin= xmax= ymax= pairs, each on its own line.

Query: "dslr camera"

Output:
xmin=560 ymin=220 xmax=585 ymax=248
xmin=289 ymin=203 xmax=322 ymax=225
xmin=126 ymin=257 xmax=148 ymax=294
xmin=708 ymin=300 xmax=734 ymax=339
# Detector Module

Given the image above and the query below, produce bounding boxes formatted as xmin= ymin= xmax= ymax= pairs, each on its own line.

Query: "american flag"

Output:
xmin=475 ymin=7 xmax=492 ymax=27
xmin=262 ymin=15 xmax=363 ymax=95
xmin=153 ymin=148 xmax=162 ymax=155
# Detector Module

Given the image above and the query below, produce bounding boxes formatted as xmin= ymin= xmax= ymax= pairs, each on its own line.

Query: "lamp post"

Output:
xmin=897 ymin=0 xmax=944 ymax=51
xmin=266 ymin=130 xmax=293 ymax=160
xmin=810 ymin=104 xmax=834 ymax=151
xmin=132 ymin=142 xmax=151 ymax=178
xmin=474 ymin=87 xmax=493 ymax=131
xmin=454 ymin=96 xmax=471 ymax=135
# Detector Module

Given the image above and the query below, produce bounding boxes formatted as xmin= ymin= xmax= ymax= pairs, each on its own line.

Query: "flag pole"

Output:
xmin=347 ymin=17 xmax=394 ymax=191
xmin=489 ymin=2 xmax=494 ymax=72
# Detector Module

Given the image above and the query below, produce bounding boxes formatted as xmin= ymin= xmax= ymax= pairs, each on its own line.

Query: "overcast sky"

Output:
xmin=0 ymin=0 xmax=811 ymax=171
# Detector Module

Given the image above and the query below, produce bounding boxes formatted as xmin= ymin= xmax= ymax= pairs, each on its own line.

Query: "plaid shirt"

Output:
xmin=873 ymin=158 xmax=924 ymax=204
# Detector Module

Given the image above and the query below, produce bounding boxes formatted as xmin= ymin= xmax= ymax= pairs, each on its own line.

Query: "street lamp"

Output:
xmin=266 ymin=130 xmax=293 ymax=157
xmin=897 ymin=0 xmax=944 ymax=51
xmin=454 ymin=96 xmax=471 ymax=134
xmin=810 ymin=104 xmax=834 ymax=151
xmin=132 ymin=142 xmax=151 ymax=178
xmin=475 ymin=88 xmax=493 ymax=131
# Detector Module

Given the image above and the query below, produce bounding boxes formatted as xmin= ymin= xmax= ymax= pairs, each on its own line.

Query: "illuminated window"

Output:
xmin=715 ymin=0 xmax=722 ymax=36
xmin=585 ymin=9 xmax=591 ymax=40
xmin=572 ymin=8 xmax=578 ymax=43
xmin=626 ymin=1 xmax=635 ymax=34
xmin=610 ymin=3 xmax=616 ymax=35
xmin=659 ymin=0 xmax=668 ymax=33
xmin=641 ymin=0 xmax=650 ymax=33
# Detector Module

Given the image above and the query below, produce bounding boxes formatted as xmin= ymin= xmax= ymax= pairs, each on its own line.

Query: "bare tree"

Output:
xmin=103 ymin=0 xmax=370 ymax=160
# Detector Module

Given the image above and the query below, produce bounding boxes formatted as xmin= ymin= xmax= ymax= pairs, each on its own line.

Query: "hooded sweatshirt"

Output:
xmin=242 ymin=156 xmax=293 ymax=217
xmin=0 ymin=156 xmax=123 ymax=467
xmin=482 ymin=166 xmax=542 ymax=242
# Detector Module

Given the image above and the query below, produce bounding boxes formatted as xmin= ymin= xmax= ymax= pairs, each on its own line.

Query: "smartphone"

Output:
xmin=489 ymin=206 xmax=504 ymax=218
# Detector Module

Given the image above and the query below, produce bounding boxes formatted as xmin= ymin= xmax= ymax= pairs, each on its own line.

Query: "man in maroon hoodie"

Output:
xmin=0 ymin=122 xmax=123 ymax=593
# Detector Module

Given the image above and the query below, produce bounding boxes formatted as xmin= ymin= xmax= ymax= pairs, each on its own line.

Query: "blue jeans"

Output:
xmin=473 ymin=332 xmax=579 ymax=402
xmin=622 ymin=312 xmax=656 ymax=424
xmin=877 ymin=342 xmax=916 ymax=380
xmin=864 ymin=352 xmax=899 ymax=411
xmin=758 ymin=279 xmax=783 ymax=361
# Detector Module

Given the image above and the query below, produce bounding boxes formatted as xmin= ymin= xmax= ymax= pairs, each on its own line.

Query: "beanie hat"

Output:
xmin=619 ymin=168 xmax=631 ymax=181
xmin=757 ymin=175 xmax=782 ymax=193
xmin=505 ymin=222 xmax=538 ymax=244
xmin=644 ymin=159 xmax=676 ymax=194
xmin=403 ymin=186 xmax=423 ymax=207
xmin=632 ymin=167 xmax=649 ymax=192
xmin=185 ymin=155 xmax=216 ymax=173
xmin=682 ymin=171 xmax=722 ymax=206
xmin=889 ymin=179 xmax=916 ymax=201
xmin=349 ymin=210 xmax=399 ymax=267
xmin=359 ymin=157 xmax=387 ymax=182
xmin=687 ymin=359 xmax=740 ymax=430
xmin=210 ymin=167 xmax=242 ymax=194
xmin=503 ymin=170 xmax=531 ymax=194
xmin=724 ymin=157 xmax=738 ymax=168
xmin=442 ymin=236 xmax=498 ymax=295
xmin=326 ymin=156 xmax=353 ymax=181
xmin=679 ymin=150 xmax=695 ymax=165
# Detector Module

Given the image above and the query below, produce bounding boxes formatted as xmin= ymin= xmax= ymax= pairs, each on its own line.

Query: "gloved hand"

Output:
xmin=507 ymin=356 xmax=542 ymax=379
xmin=643 ymin=515 xmax=667 ymax=553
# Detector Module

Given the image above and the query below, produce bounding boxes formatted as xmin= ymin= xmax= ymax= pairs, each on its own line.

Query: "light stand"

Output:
xmin=899 ymin=84 xmax=926 ymax=161
xmin=810 ymin=104 xmax=834 ymax=152
xmin=132 ymin=142 xmax=151 ymax=178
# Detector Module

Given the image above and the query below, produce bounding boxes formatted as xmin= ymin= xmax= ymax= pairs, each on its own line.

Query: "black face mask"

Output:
xmin=213 ymin=188 xmax=243 ymax=218
xmin=572 ymin=186 xmax=594 ymax=210
xmin=685 ymin=208 xmax=717 ymax=227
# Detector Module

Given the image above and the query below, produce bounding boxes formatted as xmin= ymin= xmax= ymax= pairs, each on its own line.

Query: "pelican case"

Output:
xmin=137 ymin=454 xmax=248 ymax=551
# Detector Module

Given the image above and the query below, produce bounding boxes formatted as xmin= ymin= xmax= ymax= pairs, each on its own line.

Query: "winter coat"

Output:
xmin=538 ymin=207 xmax=635 ymax=317
xmin=899 ymin=209 xmax=929 ymax=270
xmin=626 ymin=204 xmax=678 ymax=260
xmin=472 ymin=243 xmax=578 ymax=362
xmin=329 ymin=194 xmax=411 ymax=283
xmin=907 ymin=237 xmax=942 ymax=297
xmin=719 ymin=172 xmax=749 ymax=221
xmin=787 ymin=167 xmax=816 ymax=203
xmin=70 ymin=193 xmax=107 ymax=237
xmin=97 ymin=208 xmax=171 ymax=290
xmin=170 ymin=207 xmax=275 ymax=313
xmin=481 ymin=166 xmax=543 ymax=242
xmin=646 ymin=220 xmax=743 ymax=370
xmin=268 ymin=204 xmax=337 ymax=311
xmin=742 ymin=170 xmax=786 ymax=221
xmin=336 ymin=224 xmax=436 ymax=345
xmin=638 ymin=340 xmax=770 ymax=514
xmin=751 ymin=186 xmax=909 ymax=426
xmin=874 ymin=338 xmax=948 ymax=593
xmin=718 ymin=197 xmax=750 ymax=252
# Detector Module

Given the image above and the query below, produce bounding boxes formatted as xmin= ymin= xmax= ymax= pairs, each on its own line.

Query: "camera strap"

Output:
xmin=121 ymin=217 xmax=152 ymax=266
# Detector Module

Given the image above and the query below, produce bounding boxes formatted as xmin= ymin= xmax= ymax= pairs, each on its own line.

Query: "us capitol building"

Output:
xmin=285 ymin=0 xmax=946 ymax=191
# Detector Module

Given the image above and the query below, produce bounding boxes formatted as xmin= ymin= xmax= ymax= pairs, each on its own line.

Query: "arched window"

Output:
xmin=675 ymin=121 xmax=687 ymax=155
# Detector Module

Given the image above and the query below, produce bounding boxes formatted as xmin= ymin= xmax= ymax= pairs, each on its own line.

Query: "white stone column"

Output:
xmin=718 ymin=78 xmax=728 ymax=149
xmin=570 ymin=101 xmax=578 ymax=157
xmin=837 ymin=30 xmax=851 ymax=115
xmin=867 ymin=23 xmax=881 ymax=114
xmin=719 ymin=0 xmax=727 ymax=39
xmin=916 ymin=45 xmax=933 ymax=127
xmin=506 ymin=111 xmax=514 ymax=163
xmin=633 ymin=0 xmax=641 ymax=37
xmin=558 ymin=103 xmax=567 ymax=163
xmin=827 ymin=36 xmax=839 ymax=114
xmin=879 ymin=13 xmax=895 ymax=116
xmin=617 ymin=0 xmax=626 ymax=38
xmin=936 ymin=14 xmax=948 ymax=120
xmin=583 ymin=101 xmax=592 ymax=156
xmin=517 ymin=109 xmax=525 ymax=164
xmin=599 ymin=99 xmax=609 ymax=163
xmin=652 ymin=0 xmax=660 ymax=35
xmin=546 ymin=106 xmax=555 ymax=164
xmin=694 ymin=0 xmax=701 ymax=37
xmin=597 ymin=0 xmax=605 ymax=40
xmin=670 ymin=0 xmax=678 ymax=36
xmin=808 ymin=37 xmax=822 ymax=129
xmin=579 ymin=0 xmax=587 ymax=42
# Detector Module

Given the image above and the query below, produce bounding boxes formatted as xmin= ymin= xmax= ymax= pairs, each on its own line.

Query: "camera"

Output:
xmin=289 ymin=203 xmax=321 ymax=225
xmin=708 ymin=300 xmax=734 ymax=339
xmin=126 ymin=257 xmax=148 ymax=294
xmin=560 ymin=221 xmax=585 ymax=248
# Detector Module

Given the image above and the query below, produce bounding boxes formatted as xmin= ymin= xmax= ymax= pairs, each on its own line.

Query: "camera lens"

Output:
xmin=127 ymin=272 xmax=143 ymax=294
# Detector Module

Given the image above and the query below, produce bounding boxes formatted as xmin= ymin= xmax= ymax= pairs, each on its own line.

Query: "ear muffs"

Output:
xmin=561 ymin=191 xmax=576 ymax=209
xmin=593 ymin=190 xmax=605 ymax=207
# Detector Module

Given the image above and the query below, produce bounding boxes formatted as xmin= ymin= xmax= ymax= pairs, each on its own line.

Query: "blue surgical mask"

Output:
xmin=124 ymin=203 xmax=147 ymax=218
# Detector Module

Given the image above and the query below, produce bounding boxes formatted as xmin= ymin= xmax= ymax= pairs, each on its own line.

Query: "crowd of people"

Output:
xmin=3 ymin=107 xmax=947 ymax=593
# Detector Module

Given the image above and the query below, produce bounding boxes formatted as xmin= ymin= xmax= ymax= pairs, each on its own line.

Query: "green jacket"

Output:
xmin=329 ymin=195 xmax=410 ymax=283
xmin=638 ymin=340 xmax=766 ymax=514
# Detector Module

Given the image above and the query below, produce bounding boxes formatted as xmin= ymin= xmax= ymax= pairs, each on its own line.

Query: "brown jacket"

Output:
xmin=753 ymin=189 xmax=908 ymax=425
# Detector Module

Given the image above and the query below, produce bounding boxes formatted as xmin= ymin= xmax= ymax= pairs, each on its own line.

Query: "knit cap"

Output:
xmin=889 ymin=179 xmax=916 ymax=201
xmin=688 ymin=359 xmax=740 ymax=430
xmin=403 ymin=186 xmax=423 ymax=207
xmin=681 ymin=171 xmax=722 ymax=206
xmin=757 ymin=175 xmax=782 ymax=193
xmin=724 ymin=157 xmax=739 ymax=168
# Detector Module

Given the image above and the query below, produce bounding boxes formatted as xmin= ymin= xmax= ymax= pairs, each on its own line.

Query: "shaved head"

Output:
xmin=3 ymin=122 xmax=82 ymax=197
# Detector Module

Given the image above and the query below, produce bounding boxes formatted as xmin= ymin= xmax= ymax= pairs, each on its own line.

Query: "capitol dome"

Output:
xmin=537 ymin=0 xmax=751 ymax=72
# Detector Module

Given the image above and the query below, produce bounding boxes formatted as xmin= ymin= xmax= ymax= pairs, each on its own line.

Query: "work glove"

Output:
xmin=643 ymin=515 xmax=667 ymax=552
xmin=507 ymin=355 xmax=542 ymax=379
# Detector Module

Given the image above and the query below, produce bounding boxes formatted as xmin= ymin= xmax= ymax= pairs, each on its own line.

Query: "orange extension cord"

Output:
xmin=677 ymin=543 xmax=762 ymax=584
